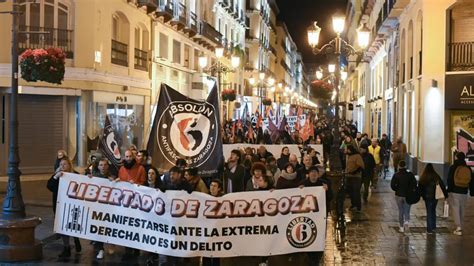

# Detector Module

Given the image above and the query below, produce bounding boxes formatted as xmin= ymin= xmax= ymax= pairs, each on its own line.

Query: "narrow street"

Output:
xmin=2 ymin=175 xmax=473 ymax=265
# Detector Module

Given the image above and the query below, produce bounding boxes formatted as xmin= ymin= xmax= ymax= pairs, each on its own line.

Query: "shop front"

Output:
xmin=446 ymin=73 xmax=474 ymax=166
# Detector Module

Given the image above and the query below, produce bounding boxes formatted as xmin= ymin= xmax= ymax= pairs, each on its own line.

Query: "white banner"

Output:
xmin=223 ymin=144 xmax=323 ymax=163
xmin=54 ymin=173 xmax=327 ymax=257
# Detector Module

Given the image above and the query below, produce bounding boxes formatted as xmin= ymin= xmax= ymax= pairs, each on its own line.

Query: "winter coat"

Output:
xmin=419 ymin=173 xmax=448 ymax=200
xmin=391 ymin=169 xmax=417 ymax=197
xmin=345 ymin=153 xmax=365 ymax=178
xmin=447 ymin=159 xmax=474 ymax=195
xmin=276 ymin=170 xmax=299 ymax=189
xmin=277 ymin=154 xmax=289 ymax=170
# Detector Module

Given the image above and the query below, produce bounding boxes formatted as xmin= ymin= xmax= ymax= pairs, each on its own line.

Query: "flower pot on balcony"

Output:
xmin=222 ymin=89 xmax=236 ymax=102
xmin=19 ymin=48 xmax=66 ymax=85
xmin=262 ymin=98 xmax=272 ymax=106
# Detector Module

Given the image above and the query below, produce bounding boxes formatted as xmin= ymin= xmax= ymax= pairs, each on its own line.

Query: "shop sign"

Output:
xmin=446 ymin=74 xmax=474 ymax=109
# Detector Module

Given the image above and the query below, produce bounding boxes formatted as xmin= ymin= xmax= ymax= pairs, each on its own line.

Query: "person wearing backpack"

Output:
xmin=447 ymin=152 xmax=474 ymax=236
xmin=391 ymin=160 xmax=417 ymax=233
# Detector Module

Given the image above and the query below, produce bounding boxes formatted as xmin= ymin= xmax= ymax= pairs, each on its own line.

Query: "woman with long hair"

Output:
xmin=419 ymin=163 xmax=448 ymax=233
xmin=47 ymin=158 xmax=82 ymax=258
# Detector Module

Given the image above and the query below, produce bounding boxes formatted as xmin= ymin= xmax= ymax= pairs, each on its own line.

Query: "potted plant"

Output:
xmin=262 ymin=98 xmax=272 ymax=106
xmin=19 ymin=48 xmax=66 ymax=85
xmin=311 ymin=80 xmax=334 ymax=100
xmin=222 ymin=89 xmax=236 ymax=101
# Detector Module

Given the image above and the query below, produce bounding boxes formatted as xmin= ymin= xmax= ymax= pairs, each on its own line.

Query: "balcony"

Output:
xmin=170 ymin=2 xmax=187 ymax=29
xmin=184 ymin=11 xmax=198 ymax=37
xmin=194 ymin=22 xmax=222 ymax=47
xmin=155 ymin=0 xmax=174 ymax=22
xmin=137 ymin=0 xmax=157 ymax=14
xmin=18 ymin=26 xmax=74 ymax=58
xmin=134 ymin=48 xmax=148 ymax=71
xmin=111 ymin=39 xmax=128 ymax=67
xmin=448 ymin=42 xmax=474 ymax=71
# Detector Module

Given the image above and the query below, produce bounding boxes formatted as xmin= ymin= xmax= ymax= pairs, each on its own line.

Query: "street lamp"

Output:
xmin=316 ymin=69 xmax=323 ymax=80
xmin=307 ymin=14 xmax=369 ymax=231
xmin=0 ymin=0 xmax=43 ymax=261
xmin=249 ymin=71 xmax=274 ymax=114
xmin=199 ymin=47 xmax=241 ymax=120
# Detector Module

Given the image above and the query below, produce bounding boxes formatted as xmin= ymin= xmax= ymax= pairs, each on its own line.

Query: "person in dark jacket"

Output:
xmin=255 ymin=145 xmax=274 ymax=163
xmin=163 ymin=166 xmax=193 ymax=193
xmin=360 ymin=145 xmax=375 ymax=203
xmin=277 ymin=146 xmax=290 ymax=170
xmin=88 ymin=158 xmax=114 ymax=260
xmin=446 ymin=152 xmax=474 ymax=236
xmin=46 ymin=158 xmax=82 ymax=258
xmin=390 ymin=160 xmax=417 ymax=233
xmin=146 ymin=166 xmax=164 ymax=191
xmin=299 ymin=165 xmax=330 ymax=266
xmin=419 ymin=163 xmax=448 ymax=234
xmin=223 ymin=149 xmax=247 ymax=193
xmin=276 ymin=164 xmax=299 ymax=189
xmin=246 ymin=162 xmax=267 ymax=191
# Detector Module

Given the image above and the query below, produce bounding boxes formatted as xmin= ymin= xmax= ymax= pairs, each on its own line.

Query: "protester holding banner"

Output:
xmin=146 ymin=166 xmax=163 ymax=191
xmin=163 ymin=166 xmax=193 ymax=193
xmin=203 ymin=179 xmax=224 ymax=266
xmin=276 ymin=164 xmax=300 ymax=189
xmin=289 ymin=153 xmax=302 ymax=171
xmin=88 ymin=158 xmax=113 ymax=260
xmin=297 ymin=155 xmax=315 ymax=182
xmin=246 ymin=162 xmax=267 ymax=191
xmin=255 ymin=146 xmax=274 ymax=163
xmin=46 ymin=158 xmax=82 ymax=258
xmin=117 ymin=150 xmax=146 ymax=185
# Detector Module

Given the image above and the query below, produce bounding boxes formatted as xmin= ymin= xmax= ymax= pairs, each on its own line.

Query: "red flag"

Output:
xmin=257 ymin=113 xmax=263 ymax=129
xmin=300 ymin=119 xmax=311 ymax=142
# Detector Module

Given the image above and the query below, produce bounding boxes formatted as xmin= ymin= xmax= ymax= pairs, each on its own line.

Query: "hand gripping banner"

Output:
xmin=147 ymin=83 xmax=223 ymax=177
xmin=54 ymin=173 xmax=327 ymax=257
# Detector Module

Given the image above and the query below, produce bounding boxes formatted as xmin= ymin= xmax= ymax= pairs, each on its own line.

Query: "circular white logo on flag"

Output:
xmin=286 ymin=216 xmax=317 ymax=248
xmin=157 ymin=101 xmax=218 ymax=167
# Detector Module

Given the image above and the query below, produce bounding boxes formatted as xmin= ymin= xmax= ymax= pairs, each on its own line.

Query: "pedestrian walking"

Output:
xmin=345 ymin=144 xmax=364 ymax=211
xmin=368 ymin=138 xmax=382 ymax=189
xmin=360 ymin=145 xmax=375 ymax=203
xmin=447 ymin=152 xmax=474 ymax=236
xmin=391 ymin=137 xmax=407 ymax=173
xmin=391 ymin=160 xmax=417 ymax=233
xmin=419 ymin=163 xmax=448 ymax=233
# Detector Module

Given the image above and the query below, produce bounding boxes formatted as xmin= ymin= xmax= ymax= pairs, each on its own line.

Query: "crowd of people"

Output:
xmin=46 ymin=115 xmax=474 ymax=265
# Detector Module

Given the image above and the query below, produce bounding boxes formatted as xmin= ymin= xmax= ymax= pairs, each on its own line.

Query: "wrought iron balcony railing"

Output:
xmin=18 ymin=25 xmax=74 ymax=58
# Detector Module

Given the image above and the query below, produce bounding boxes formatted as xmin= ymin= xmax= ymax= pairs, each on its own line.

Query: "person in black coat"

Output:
xmin=223 ymin=149 xmax=247 ymax=193
xmin=419 ymin=163 xmax=448 ymax=233
xmin=360 ymin=146 xmax=375 ymax=203
xmin=277 ymin=146 xmax=290 ymax=170
xmin=46 ymin=158 xmax=82 ymax=258
xmin=390 ymin=160 xmax=417 ymax=233
xmin=299 ymin=165 xmax=331 ymax=266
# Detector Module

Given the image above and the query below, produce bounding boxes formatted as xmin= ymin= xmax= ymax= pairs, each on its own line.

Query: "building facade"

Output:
xmin=0 ymin=0 xmax=152 ymax=174
xmin=344 ymin=0 xmax=473 ymax=175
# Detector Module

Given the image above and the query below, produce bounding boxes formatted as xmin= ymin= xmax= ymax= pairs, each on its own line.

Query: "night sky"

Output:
xmin=275 ymin=0 xmax=348 ymax=64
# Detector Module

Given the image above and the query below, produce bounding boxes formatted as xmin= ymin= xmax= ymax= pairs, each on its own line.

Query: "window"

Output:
xmin=194 ymin=49 xmax=200 ymax=70
xmin=173 ymin=40 xmax=181 ymax=64
xmin=159 ymin=33 xmax=168 ymax=59
xmin=184 ymin=44 xmax=190 ymax=68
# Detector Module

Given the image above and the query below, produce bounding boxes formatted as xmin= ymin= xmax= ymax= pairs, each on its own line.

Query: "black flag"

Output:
xmin=147 ymin=83 xmax=223 ymax=177
xmin=98 ymin=115 xmax=122 ymax=175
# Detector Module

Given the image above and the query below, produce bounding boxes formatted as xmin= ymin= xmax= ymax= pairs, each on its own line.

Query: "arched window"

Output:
xmin=18 ymin=0 xmax=73 ymax=57
xmin=111 ymin=12 xmax=130 ymax=67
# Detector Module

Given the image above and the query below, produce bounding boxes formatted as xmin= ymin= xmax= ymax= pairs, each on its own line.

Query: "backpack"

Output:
xmin=406 ymin=176 xmax=420 ymax=205
xmin=454 ymin=165 xmax=472 ymax=188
